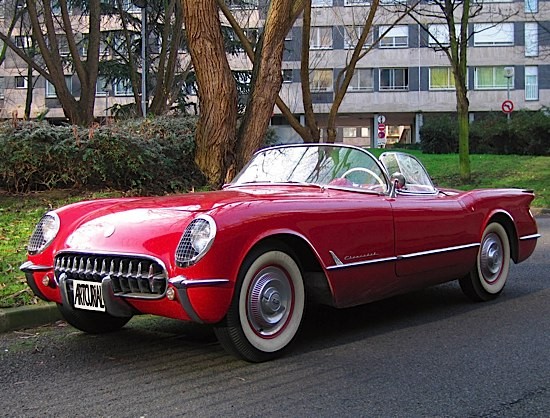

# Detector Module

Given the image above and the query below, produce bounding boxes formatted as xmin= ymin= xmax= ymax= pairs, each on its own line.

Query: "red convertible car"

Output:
xmin=21 ymin=144 xmax=539 ymax=362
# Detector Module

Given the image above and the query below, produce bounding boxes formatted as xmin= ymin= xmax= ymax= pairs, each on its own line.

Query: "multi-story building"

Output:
xmin=271 ymin=0 xmax=549 ymax=146
xmin=0 ymin=0 xmax=548 ymax=149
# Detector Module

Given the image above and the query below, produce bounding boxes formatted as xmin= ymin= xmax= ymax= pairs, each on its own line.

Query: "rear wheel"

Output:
xmin=214 ymin=244 xmax=305 ymax=362
xmin=459 ymin=222 xmax=511 ymax=302
xmin=57 ymin=303 xmax=132 ymax=334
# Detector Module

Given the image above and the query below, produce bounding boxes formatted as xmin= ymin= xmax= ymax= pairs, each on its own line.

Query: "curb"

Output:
xmin=532 ymin=208 xmax=550 ymax=216
xmin=0 ymin=303 xmax=61 ymax=334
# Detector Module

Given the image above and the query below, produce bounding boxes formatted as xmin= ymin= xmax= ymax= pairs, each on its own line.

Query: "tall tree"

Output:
xmin=182 ymin=0 xmax=306 ymax=185
xmin=403 ymin=0 xmax=517 ymax=181
xmin=181 ymin=0 xmax=238 ymax=186
xmin=0 ymin=0 xmax=102 ymax=126
xmin=234 ymin=0 xmax=306 ymax=170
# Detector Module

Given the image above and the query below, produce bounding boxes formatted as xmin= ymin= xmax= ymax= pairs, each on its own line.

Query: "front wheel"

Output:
xmin=459 ymin=222 xmax=511 ymax=302
xmin=214 ymin=245 xmax=305 ymax=362
xmin=57 ymin=303 xmax=132 ymax=334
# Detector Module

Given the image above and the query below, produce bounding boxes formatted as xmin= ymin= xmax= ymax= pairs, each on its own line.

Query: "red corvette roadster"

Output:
xmin=21 ymin=144 xmax=539 ymax=362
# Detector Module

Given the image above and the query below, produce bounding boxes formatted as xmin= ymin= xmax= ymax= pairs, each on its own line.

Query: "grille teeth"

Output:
xmin=54 ymin=253 xmax=167 ymax=297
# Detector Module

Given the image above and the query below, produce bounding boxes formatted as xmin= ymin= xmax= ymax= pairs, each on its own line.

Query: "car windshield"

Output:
xmin=230 ymin=144 xmax=388 ymax=192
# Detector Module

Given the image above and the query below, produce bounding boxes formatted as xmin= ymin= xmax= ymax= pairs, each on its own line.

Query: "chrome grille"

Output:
xmin=54 ymin=253 xmax=167 ymax=297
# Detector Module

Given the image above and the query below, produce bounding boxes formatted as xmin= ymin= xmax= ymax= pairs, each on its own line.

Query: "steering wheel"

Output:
xmin=340 ymin=167 xmax=385 ymax=186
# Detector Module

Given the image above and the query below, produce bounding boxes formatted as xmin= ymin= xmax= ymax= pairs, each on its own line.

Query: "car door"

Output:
xmin=380 ymin=152 xmax=479 ymax=285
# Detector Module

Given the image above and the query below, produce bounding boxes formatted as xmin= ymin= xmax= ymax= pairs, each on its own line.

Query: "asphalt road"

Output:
xmin=1 ymin=217 xmax=548 ymax=418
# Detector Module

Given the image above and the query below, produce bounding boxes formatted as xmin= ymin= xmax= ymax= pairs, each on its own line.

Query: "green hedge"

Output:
xmin=0 ymin=116 xmax=206 ymax=194
xmin=420 ymin=110 xmax=550 ymax=156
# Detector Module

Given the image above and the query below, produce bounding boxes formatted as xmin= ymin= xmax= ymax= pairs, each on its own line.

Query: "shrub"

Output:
xmin=0 ymin=116 xmax=206 ymax=194
xmin=420 ymin=110 xmax=550 ymax=156
xmin=419 ymin=114 xmax=458 ymax=154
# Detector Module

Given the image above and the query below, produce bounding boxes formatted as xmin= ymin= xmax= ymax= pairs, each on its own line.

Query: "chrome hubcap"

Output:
xmin=248 ymin=267 xmax=292 ymax=336
xmin=480 ymin=232 xmax=503 ymax=283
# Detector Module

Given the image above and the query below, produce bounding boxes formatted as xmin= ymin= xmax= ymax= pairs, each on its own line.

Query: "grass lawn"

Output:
xmin=1 ymin=151 xmax=548 ymax=308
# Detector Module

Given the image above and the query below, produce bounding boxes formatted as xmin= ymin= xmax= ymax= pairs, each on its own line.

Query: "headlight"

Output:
xmin=175 ymin=215 xmax=217 ymax=267
xmin=27 ymin=212 xmax=60 ymax=254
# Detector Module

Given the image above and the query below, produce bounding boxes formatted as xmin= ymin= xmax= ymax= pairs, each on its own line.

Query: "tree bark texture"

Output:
xmin=182 ymin=0 xmax=238 ymax=186
xmin=235 ymin=0 xmax=305 ymax=169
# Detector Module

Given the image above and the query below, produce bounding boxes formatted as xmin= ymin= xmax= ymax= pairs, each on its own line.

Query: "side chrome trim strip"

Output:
xmin=326 ymin=256 xmax=397 ymax=270
xmin=168 ymin=276 xmax=230 ymax=324
xmin=169 ymin=277 xmax=230 ymax=288
xmin=327 ymin=243 xmax=479 ymax=271
xmin=519 ymin=233 xmax=541 ymax=241
xmin=397 ymin=243 xmax=480 ymax=260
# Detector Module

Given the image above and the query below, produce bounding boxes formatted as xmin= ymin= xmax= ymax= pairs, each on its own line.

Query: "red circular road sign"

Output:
xmin=502 ymin=100 xmax=514 ymax=114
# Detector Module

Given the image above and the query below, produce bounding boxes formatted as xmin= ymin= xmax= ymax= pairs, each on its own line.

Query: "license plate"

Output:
xmin=73 ymin=280 xmax=106 ymax=312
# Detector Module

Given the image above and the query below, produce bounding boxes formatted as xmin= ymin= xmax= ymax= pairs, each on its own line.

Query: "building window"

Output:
xmin=379 ymin=25 xmax=408 ymax=48
xmin=52 ymin=0 xmax=61 ymax=14
xmin=427 ymin=24 xmax=462 ymax=46
xmin=115 ymin=78 xmax=133 ymax=96
xmin=525 ymin=23 xmax=538 ymax=57
xmin=45 ymin=76 xmax=73 ymax=98
xmin=57 ymin=35 xmax=70 ymax=56
xmin=122 ymin=0 xmax=140 ymax=12
xmin=473 ymin=23 xmax=514 ymax=46
xmin=15 ymin=35 xmax=32 ymax=48
xmin=99 ymin=40 xmax=110 ymax=57
xmin=227 ymin=0 xmax=259 ymax=9
xmin=45 ymin=80 xmax=56 ymax=98
xmin=282 ymin=69 xmax=293 ymax=83
xmin=310 ymin=69 xmax=333 ymax=92
xmin=343 ymin=127 xmax=357 ymax=138
xmin=310 ymin=27 xmax=332 ymax=49
xmin=379 ymin=68 xmax=408 ymax=91
xmin=15 ymin=76 xmax=28 ymax=89
xmin=525 ymin=0 xmax=538 ymax=13
xmin=349 ymin=68 xmax=374 ymax=91
xmin=96 ymin=77 xmax=112 ymax=96
xmin=525 ymin=66 xmax=538 ymax=101
xmin=312 ymin=0 xmax=333 ymax=6
xmin=474 ymin=66 xmax=511 ymax=89
xmin=429 ymin=67 xmax=455 ymax=90
xmin=344 ymin=0 xmax=369 ymax=5
xmin=344 ymin=26 xmax=372 ymax=49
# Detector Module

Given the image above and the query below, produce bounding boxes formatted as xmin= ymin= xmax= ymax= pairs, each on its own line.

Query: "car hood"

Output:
xmin=61 ymin=186 xmax=325 ymax=254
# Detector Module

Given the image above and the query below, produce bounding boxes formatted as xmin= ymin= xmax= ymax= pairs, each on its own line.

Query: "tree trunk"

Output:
xmin=326 ymin=0 xmax=379 ymax=143
xmin=24 ymin=65 xmax=33 ymax=119
xmin=23 ymin=0 xmax=101 ymax=126
xmin=235 ymin=0 xmax=306 ymax=170
xmin=456 ymin=86 xmax=471 ymax=182
xmin=150 ymin=0 xmax=184 ymax=115
xmin=182 ymin=0 xmax=238 ymax=186
xmin=300 ymin=1 xmax=319 ymax=143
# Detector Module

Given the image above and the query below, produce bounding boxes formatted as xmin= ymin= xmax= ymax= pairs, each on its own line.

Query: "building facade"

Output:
xmin=272 ymin=0 xmax=550 ymax=146
xmin=0 ymin=0 xmax=548 ymax=148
